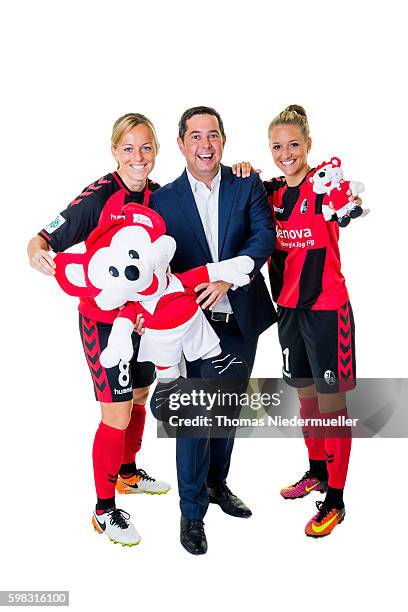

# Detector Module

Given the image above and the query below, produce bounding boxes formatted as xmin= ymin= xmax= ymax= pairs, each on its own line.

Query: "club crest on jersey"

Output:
xmin=324 ymin=370 xmax=336 ymax=386
xmin=300 ymin=199 xmax=308 ymax=214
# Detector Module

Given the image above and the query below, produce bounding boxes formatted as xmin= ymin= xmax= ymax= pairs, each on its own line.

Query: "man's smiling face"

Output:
xmin=177 ymin=113 xmax=225 ymax=185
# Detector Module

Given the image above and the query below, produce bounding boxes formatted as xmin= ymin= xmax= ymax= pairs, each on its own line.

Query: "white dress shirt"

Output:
xmin=186 ymin=167 xmax=232 ymax=314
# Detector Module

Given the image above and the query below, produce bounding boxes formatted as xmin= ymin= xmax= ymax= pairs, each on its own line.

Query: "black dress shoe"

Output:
xmin=208 ymin=484 xmax=252 ymax=518
xmin=180 ymin=517 xmax=208 ymax=555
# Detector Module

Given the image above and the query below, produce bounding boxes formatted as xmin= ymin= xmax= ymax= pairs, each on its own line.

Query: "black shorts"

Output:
xmin=277 ymin=302 xmax=356 ymax=394
xmin=79 ymin=314 xmax=156 ymax=403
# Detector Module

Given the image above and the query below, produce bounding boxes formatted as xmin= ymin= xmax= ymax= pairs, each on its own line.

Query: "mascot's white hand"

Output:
xmin=322 ymin=204 xmax=335 ymax=222
xmin=100 ymin=345 xmax=121 ymax=369
xmin=349 ymin=180 xmax=365 ymax=197
xmin=207 ymin=256 xmax=255 ymax=287
xmin=100 ymin=317 xmax=134 ymax=368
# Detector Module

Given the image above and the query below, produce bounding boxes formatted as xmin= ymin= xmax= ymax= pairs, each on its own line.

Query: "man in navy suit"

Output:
xmin=150 ymin=106 xmax=277 ymax=554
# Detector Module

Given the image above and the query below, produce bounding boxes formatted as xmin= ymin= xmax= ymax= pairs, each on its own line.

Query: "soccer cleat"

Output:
xmin=305 ymin=500 xmax=346 ymax=538
xmin=116 ymin=468 xmax=171 ymax=495
xmin=92 ymin=508 xmax=141 ymax=546
xmin=280 ymin=470 xmax=327 ymax=499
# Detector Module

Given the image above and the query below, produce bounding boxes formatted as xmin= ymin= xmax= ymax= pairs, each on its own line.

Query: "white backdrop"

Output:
xmin=1 ymin=1 xmax=407 ymax=610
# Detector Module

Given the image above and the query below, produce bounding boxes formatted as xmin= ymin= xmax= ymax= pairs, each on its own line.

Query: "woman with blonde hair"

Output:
xmin=28 ymin=113 xmax=170 ymax=547
xmin=235 ymin=105 xmax=360 ymax=537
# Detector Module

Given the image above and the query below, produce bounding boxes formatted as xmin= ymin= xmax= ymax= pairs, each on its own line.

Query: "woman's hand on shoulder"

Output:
xmin=27 ymin=235 xmax=56 ymax=276
xmin=231 ymin=162 xmax=262 ymax=178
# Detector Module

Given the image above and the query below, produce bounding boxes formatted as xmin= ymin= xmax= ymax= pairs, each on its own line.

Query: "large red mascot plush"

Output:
xmin=54 ymin=204 xmax=254 ymax=380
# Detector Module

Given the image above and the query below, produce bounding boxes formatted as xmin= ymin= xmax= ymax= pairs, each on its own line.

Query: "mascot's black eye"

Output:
xmin=129 ymin=250 xmax=139 ymax=259
xmin=109 ymin=266 xmax=119 ymax=278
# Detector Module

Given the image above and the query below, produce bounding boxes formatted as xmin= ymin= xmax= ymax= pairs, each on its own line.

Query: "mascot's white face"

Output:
xmin=310 ymin=161 xmax=343 ymax=194
xmin=71 ymin=225 xmax=176 ymax=310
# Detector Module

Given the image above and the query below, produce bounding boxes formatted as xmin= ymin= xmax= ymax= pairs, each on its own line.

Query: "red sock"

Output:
xmin=92 ymin=422 xmax=125 ymax=500
xmin=299 ymin=397 xmax=325 ymax=460
xmin=121 ymin=404 xmax=146 ymax=467
xmin=322 ymin=407 xmax=352 ymax=489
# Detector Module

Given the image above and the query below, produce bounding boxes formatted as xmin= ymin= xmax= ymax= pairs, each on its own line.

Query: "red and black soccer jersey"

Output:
xmin=264 ymin=171 xmax=349 ymax=310
xmin=39 ymin=172 xmax=160 ymax=323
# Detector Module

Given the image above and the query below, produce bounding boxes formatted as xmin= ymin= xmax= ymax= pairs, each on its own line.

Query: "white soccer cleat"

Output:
xmin=116 ymin=469 xmax=171 ymax=495
xmin=92 ymin=508 xmax=141 ymax=546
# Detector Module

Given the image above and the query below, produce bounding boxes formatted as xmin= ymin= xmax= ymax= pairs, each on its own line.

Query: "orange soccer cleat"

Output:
xmin=116 ymin=468 xmax=171 ymax=495
xmin=305 ymin=500 xmax=346 ymax=538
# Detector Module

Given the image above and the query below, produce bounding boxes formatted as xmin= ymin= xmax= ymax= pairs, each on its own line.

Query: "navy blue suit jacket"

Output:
xmin=150 ymin=165 xmax=278 ymax=339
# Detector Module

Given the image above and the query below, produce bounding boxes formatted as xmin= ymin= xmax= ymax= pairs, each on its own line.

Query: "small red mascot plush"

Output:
xmin=309 ymin=157 xmax=365 ymax=227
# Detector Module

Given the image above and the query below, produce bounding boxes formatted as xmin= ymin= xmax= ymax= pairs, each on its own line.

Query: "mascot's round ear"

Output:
xmin=330 ymin=157 xmax=341 ymax=167
xmin=313 ymin=160 xmax=328 ymax=175
xmin=54 ymin=253 xmax=100 ymax=298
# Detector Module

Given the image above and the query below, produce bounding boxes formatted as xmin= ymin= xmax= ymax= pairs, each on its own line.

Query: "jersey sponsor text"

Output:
xmin=276 ymin=226 xmax=312 ymax=239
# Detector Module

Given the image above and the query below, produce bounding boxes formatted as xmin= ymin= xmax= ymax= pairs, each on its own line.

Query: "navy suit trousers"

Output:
xmin=176 ymin=317 xmax=257 ymax=520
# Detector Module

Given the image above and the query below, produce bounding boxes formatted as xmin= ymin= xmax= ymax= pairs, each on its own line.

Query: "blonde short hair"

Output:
xmin=268 ymin=105 xmax=310 ymax=141
xmin=111 ymin=113 xmax=159 ymax=151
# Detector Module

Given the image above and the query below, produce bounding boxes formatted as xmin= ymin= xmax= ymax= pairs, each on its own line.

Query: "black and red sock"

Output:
xmin=95 ymin=497 xmax=116 ymax=515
